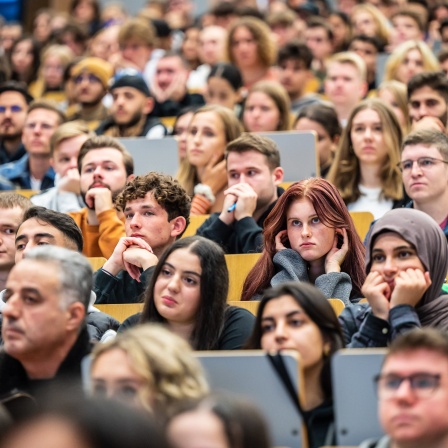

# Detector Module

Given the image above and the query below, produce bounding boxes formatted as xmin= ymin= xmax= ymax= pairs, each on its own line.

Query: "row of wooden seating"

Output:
xmin=94 ymin=299 xmax=345 ymax=323
xmin=88 ymin=254 xmax=261 ymax=301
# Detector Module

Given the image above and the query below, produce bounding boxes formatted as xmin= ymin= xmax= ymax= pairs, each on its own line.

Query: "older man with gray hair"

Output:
xmin=0 ymin=246 xmax=92 ymax=399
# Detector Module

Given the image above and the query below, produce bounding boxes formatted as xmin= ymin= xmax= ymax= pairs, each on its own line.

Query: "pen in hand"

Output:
xmin=227 ymin=202 xmax=237 ymax=213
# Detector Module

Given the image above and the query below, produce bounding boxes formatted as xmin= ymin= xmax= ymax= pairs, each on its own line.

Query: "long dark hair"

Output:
xmin=9 ymin=35 xmax=40 ymax=85
xmin=246 ymin=282 xmax=345 ymax=400
xmin=140 ymin=236 xmax=229 ymax=350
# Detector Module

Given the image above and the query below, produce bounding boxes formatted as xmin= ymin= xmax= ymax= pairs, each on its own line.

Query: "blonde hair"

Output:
xmin=244 ymin=81 xmax=291 ymax=131
xmin=177 ymin=105 xmax=243 ymax=195
xmin=91 ymin=324 xmax=209 ymax=420
xmin=50 ymin=120 xmax=93 ymax=156
xmin=326 ymin=51 xmax=367 ymax=81
xmin=384 ymin=40 xmax=440 ymax=82
xmin=227 ymin=16 xmax=277 ymax=68
xmin=36 ymin=44 xmax=74 ymax=92
xmin=351 ymin=4 xmax=391 ymax=45
xmin=377 ymin=80 xmax=410 ymax=135
xmin=118 ymin=17 xmax=156 ymax=47
xmin=327 ymin=98 xmax=403 ymax=204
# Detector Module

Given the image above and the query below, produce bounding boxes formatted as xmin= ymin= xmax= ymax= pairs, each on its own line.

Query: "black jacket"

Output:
xmin=95 ymin=115 xmax=167 ymax=137
xmin=196 ymin=187 xmax=284 ymax=254
xmin=0 ymin=326 xmax=92 ymax=400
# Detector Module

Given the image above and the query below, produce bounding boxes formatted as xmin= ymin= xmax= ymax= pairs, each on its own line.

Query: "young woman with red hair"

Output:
xmin=241 ymin=178 xmax=366 ymax=304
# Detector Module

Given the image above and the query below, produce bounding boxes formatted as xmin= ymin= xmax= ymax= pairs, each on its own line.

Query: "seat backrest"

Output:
xmin=259 ymin=131 xmax=319 ymax=181
xmin=196 ymin=350 xmax=306 ymax=448
xmin=182 ymin=214 xmax=210 ymax=238
xmin=118 ymin=136 xmax=179 ymax=176
xmin=95 ymin=303 xmax=144 ymax=322
xmin=15 ymin=189 xmax=39 ymax=199
xmin=328 ymin=298 xmax=345 ymax=316
xmin=332 ymin=348 xmax=386 ymax=446
xmin=349 ymin=211 xmax=374 ymax=241
xmin=88 ymin=257 xmax=107 ymax=272
xmin=225 ymin=253 xmax=261 ymax=301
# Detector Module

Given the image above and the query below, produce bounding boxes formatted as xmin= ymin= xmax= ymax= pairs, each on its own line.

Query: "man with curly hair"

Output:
xmin=93 ymin=172 xmax=191 ymax=304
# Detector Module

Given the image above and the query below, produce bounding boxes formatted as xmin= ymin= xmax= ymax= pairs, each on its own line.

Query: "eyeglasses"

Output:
xmin=0 ymin=105 xmax=23 ymax=113
xmin=25 ymin=122 xmax=56 ymax=131
xmin=397 ymin=157 xmax=448 ymax=172
xmin=375 ymin=373 xmax=441 ymax=399
xmin=74 ymin=74 xmax=101 ymax=84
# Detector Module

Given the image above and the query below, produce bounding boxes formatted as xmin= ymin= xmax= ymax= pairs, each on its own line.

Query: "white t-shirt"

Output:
xmin=347 ymin=184 xmax=393 ymax=220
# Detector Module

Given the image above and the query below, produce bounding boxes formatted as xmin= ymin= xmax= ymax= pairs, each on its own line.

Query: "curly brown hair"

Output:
xmin=115 ymin=172 xmax=191 ymax=229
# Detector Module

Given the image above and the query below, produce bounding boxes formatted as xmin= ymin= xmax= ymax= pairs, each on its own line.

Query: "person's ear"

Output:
xmin=126 ymin=174 xmax=135 ymax=182
xmin=65 ymin=302 xmax=85 ymax=332
xmin=331 ymin=135 xmax=340 ymax=153
xmin=170 ymin=216 xmax=187 ymax=238
xmin=272 ymin=166 xmax=284 ymax=185
xmin=143 ymin=97 xmax=154 ymax=115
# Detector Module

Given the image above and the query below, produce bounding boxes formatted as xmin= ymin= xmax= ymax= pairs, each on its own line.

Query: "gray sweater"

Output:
xmin=271 ymin=249 xmax=353 ymax=306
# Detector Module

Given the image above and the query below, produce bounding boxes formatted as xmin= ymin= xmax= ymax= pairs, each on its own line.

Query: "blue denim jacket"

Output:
xmin=0 ymin=154 xmax=55 ymax=190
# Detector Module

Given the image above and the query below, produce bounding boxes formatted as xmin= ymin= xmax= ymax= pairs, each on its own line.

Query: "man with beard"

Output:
xmin=67 ymin=58 xmax=113 ymax=131
xmin=408 ymin=72 xmax=448 ymax=133
xmin=69 ymin=136 xmax=134 ymax=258
xmin=0 ymin=82 xmax=33 ymax=165
xmin=95 ymin=73 xmax=166 ymax=138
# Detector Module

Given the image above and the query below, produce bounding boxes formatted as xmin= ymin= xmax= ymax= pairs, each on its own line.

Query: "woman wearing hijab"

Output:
xmin=339 ymin=208 xmax=448 ymax=347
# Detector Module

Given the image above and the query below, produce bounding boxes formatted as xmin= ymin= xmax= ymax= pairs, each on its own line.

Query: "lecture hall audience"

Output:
xmin=0 ymin=0 xmax=448 ymax=445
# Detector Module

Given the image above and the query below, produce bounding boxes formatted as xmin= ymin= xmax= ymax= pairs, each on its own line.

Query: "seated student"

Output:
xmin=31 ymin=121 xmax=92 ymax=213
xmin=0 ymin=397 xmax=169 ymax=448
xmin=0 ymin=246 xmax=92 ymax=399
xmin=339 ymin=208 xmax=448 ymax=348
xmin=360 ymin=328 xmax=448 ymax=448
xmin=376 ymin=80 xmax=410 ymax=134
xmin=277 ymin=40 xmax=323 ymax=115
xmin=90 ymin=324 xmax=209 ymax=421
xmin=70 ymin=135 xmax=135 ymax=259
xmin=327 ymin=99 xmax=405 ymax=220
xmin=0 ymin=193 xmax=31 ymax=291
xmin=204 ymin=63 xmax=244 ymax=115
xmin=177 ymin=105 xmax=242 ymax=216
xmin=94 ymin=172 xmax=190 ymax=304
xmin=196 ymin=133 xmax=284 ymax=254
xmin=0 ymin=206 xmax=119 ymax=342
xmin=241 ymin=178 xmax=366 ymax=305
xmin=167 ymin=394 xmax=272 ymax=448
xmin=119 ymin=236 xmax=255 ymax=350
xmin=383 ymin=41 xmax=439 ymax=86
xmin=245 ymin=282 xmax=345 ymax=448
xmin=242 ymin=81 xmax=291 ymax=133
xmin=400 ymin=129 xmax=448 ymax=240
xmin=151 ymin=52 xmax=205 ymax=117
xmin=407 ymin=71 xmax=448 ymax=133
xmin=294 ymin=103 xmax=342 ymax=178
xmin=95 ymin=73 xmax=167 ymax=139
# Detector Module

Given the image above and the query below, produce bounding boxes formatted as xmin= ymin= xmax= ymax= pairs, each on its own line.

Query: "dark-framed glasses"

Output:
xmin=397 ymin=157 xmax=448 ymax=172
xmin=375 ymin=373 xmax=441 ymax=399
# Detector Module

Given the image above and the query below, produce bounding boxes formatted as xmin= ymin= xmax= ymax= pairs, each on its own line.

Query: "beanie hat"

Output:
xmin=71 ymin=58 xmax=113 ymax=88
xmin=110 ymin=74 xmax=151 ymax=97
